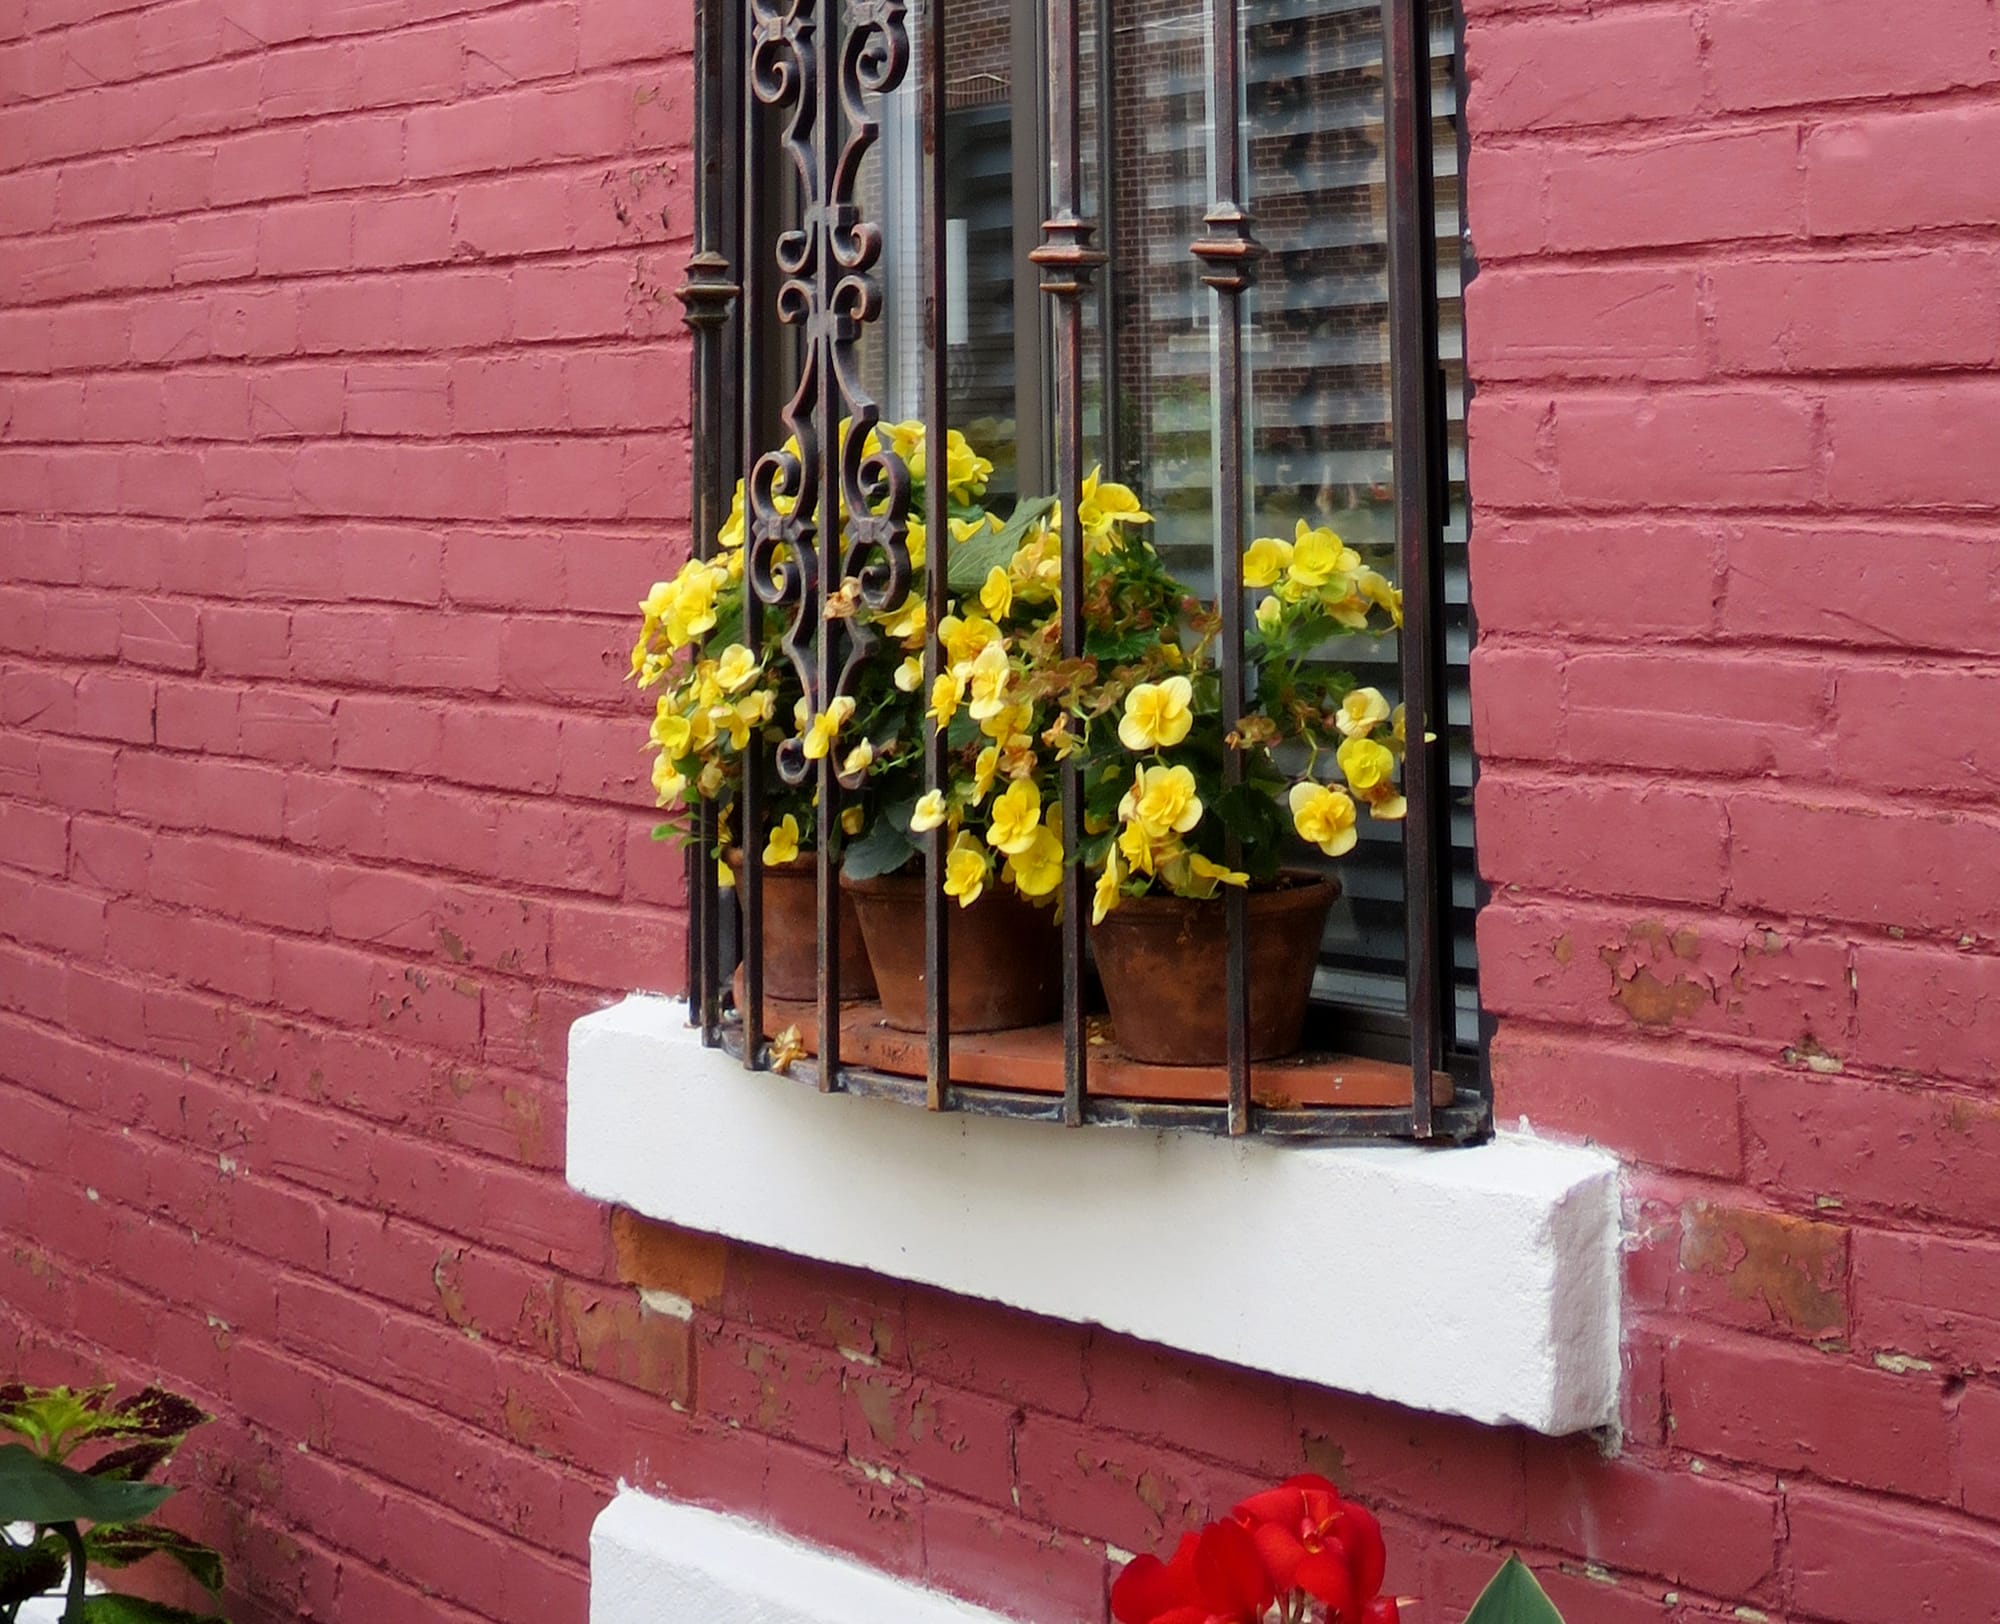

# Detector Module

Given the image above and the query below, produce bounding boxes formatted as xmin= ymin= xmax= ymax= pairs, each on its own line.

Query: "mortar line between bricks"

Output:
xmin=0 ymin=0 xmax=688 ymax=125
xmin=1469 ymin=221 xmax=2000 ymax=272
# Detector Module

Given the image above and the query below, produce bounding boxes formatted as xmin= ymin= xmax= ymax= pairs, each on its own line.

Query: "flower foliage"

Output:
xmin=632 ymin=424 xmax=1406 ymax=913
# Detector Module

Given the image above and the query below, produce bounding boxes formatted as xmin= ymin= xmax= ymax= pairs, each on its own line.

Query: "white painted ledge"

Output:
xmin=592 ymin=1490 xmax=1020 ymax=1623
xmin=567 ymin=995 xmax=1621 ymax=1435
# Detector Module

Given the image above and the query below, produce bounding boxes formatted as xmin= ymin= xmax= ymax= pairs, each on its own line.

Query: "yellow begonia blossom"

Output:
xmin=944 ymin=429 xmax=994 ymax=502
xmin=1286 ymin=522 xmax=1359 ymax=591
xmin=895 ymin=656 xmax=924 ymax=693
xmin=697 ymin=759 xmax=725 ymax=797
xmin=1116 ymin=819 xmax=1171 ymax=877
xmin=650 ymin=705 xmax=692 ymax=758
xmin=1118 ymin=763 xmax=1203 ymax=840
xmin=944 ymin=832 xmax=989 ymax=907
xmin=763 ymin=814 xmax=801 ymax=866
xmin=652 ymin=756 xmax=687 ymax=806
xmin=713 ymin=643 xmax=759 ymax=693
xmin=980 ymin=700 xmax=1032 ymax=745
xmin=1077 ymin=469 xmax=1152 ymax=540
xmin=801 ymin=695 xmax=856 ymax=760
xmin=1176 ymin=852 xmax=1250 ymax=899
xmin=882 ymin=598 xmax=926 ymax=646
xmin=1358 ymin=567 xmax=1402 ymax=627
xmin=842 ymin=739 xmax=874 ymax=776
xmin=928 ymin=671 xmax=963 ymax=728
xmin=939 ymin=613 xmax=1001 ymax=668
xmin=738 ymin=689 xmax=775 ymax=727
xmin=987 ymin=780 xmax=1042 ymax=856
xmin=1365 ymin=791 xmax=1408 ymax=822
xmin=1336 ymin=735 xmax=1396 ymax=794
xmin=717 ymin=856 xmax=735 ymax=888
xmin=1242 ymin=536 xmax=1293 ymax=590
xmin=980 ymin=565 xmax=1012 ymax=620
xmin=1289 ymin=781 xmax=1358 ymax=858
xmin=1092 ymin=844 xmax=1124 ymax=924
xmin=840 ymin=805 xmax=864 ymax=835
xmin=1392 ymin=704 xmax=1407 ymax=747
xmin=971 ymin=745 xmax=1000 ymax=804
xmin=1004 ymin=819 xmax=1064 ymax=898
xmin=714 ymin=702 xmax=752 ymax=752
xmin=910 ymin=790 xmax=948 ymax=834
xmin=1117 ymin=676 xmax=1195 ymax=752
xmin=1254 ymin=594 xmax=1284 ymax=635
xmin=965 ymin=640 xmax=1012 ymax=722
xmin=687 ymin=707 xmax=717 ymax=751
xmin=906 ymin=517 xmax=927 ymax=569
xmin=1337 ymin=687 xmax=1392 ymax=740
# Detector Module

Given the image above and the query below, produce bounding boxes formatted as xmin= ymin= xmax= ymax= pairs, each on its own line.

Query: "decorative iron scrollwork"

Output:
xmin=745 ymin=0 xmax=913 ymax=790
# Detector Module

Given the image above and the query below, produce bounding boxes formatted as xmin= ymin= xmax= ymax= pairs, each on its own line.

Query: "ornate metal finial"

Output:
xmin=1189 ymin=202 xmax=1261 ymax=293
xmin=675 ymin=249 xmax=739 ymax=332
xmin=1030 ymin=212 xmax=1109 ymax=298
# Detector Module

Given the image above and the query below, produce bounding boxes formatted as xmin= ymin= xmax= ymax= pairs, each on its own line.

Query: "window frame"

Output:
xmin=673 ymin=0 xmax=1488 ymax=1143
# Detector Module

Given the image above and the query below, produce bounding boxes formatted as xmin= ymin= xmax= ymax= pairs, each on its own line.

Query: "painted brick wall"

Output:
xmin=2 ymin=4 xmax=1998 ymax=1624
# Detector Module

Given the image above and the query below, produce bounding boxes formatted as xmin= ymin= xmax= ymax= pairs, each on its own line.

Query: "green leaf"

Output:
xmin=1462 ymin=1555 xmax=1567 ymax=1624
xmin=841 ymin=816 xmax=915 ymax=882
xmin=103 ymin=1392 xmax=207 ymax=1448
xmin=75 ymin=1595 xmax=225 ymax=1624
xmin=945 ymin=495 xmax=1057 ymax=593
xmin=0 ymin=1534 xmax=67 ymax=1605
xmin=84 ymin=1527 xmax=223 ymax=1596
xmin=0 ymin=1447 xmax=172 ymax=1528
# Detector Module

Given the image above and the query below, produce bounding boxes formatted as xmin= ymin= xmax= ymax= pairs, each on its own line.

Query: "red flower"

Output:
xmin=1111 ymin=1519 xmax=1276 ymax=1624
xmin=1232 ymin=1474 xmax=1389 ymax=1624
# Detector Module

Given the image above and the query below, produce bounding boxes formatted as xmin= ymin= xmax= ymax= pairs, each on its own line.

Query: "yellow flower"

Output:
xmin=943 ymin=429 xmax=994 ymax=502
xmin=980 ymin=565 xmax=1012 ymax=620
xmin=1287 ymin=521 xmax=1359 ymax=591
xmin=713 ymin=643 xmax=759 ymax=693
xmin=1118 ymin=763 xmax=1203 ymax=839
xmin=1117 ymin=676 xmax=1195 ymax=752
xmin=940 ymin=613 xmax=1002 ymax=668
xmin=1255 ymin=594 xmax=1284 ymax=634
xmin=944 ymin=832 xmax=989 ymax=907
xmin=971 ymin=745 xmax=1000 ymax=804
xmin=652 ymin=755 xmax=687 ymax=806
xmin=650 ymin=704 xmax=692 ymax=758
xmin=882 ymin=598 xmax=927 ymax=646
xmin=687 ymin=706 xmax=717 ymax=751
xmin=910 ymin=790 xmax=948 ymax=833
xmin=1365 ymin=791 xmax=1408 ymax=822
xmin=1337 ymin=687 xmax=1392 ymax=740
xmin=980 ymin=700 xmax=1032 ymax=745
xmin=714 ymin=701 xmax=752 ymax=752
xmin=763 ymin=814 xmax=801 ymax=866
xmin=801 ymin=695 xmax=856 ymax=760
xmin=717 ymin=855 xmax=734 ymax=888
xmin=1336 ymin=736 xmax=1396 ymax=794
xmin=987 ymin=780 xmax=1042 ymax=856
xmin=1181 ymin=852 xmax=1249 ymax=897
xmin=1078 ymin=469 xmax=1152 ymax=539
xmin=842 ymin=739 xmax=875 ymax=776
xmin=737 ymin=689 xmax=775 ymax=728
xmin=841 ymin=805 xmax=864 ymax=835
xmin=1289 ymin=781 xmax=1358 ymax=858
xmin=895 ymin=655 xmax=924 ymax=693
xmin=928 ymin=670 xmax=963 ymax=728
xmin=1004 ymin=819 xmax=1064 ymax=898
xmin=1358 ymin=567 xmax=1403 ymax=627
xmin=1116 ymin=819 xmax=1171 ymax=877
xmin=1092 ymin=844 xmax=1124 ymax=925
xmin=905 ymin=517 xmax=927 ymax=569
xmin=1241 ymin=536 xmax=1293 ymax=589
xmin=716 ymin=482 xmax=747 ymax=551
xmin=966 ymin=640 xmax=1012 ymax=722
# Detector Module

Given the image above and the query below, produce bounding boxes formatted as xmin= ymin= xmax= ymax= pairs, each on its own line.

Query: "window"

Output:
xmin=673 ymin=0 xmax=1484 ymax=1140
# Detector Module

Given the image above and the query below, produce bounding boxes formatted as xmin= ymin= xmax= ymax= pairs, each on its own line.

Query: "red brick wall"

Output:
xmin=2 ymin=3 xmax=1998 ymax=1624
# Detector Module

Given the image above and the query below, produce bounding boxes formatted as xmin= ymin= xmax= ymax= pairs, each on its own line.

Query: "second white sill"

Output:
xmin=566 ymin=995 xmax=1621 ymax=1436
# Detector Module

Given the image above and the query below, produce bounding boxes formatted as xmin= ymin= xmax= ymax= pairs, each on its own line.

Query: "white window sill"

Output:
xmin=566 ymin=995 xmax=1621 ymax=1436
xmin=592 ymin=1490 xmax=1020 ymax=1624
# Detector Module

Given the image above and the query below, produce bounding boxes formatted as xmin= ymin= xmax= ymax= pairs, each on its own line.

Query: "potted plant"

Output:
xmin=1 ymin=1383 xmax=226 ymax=1623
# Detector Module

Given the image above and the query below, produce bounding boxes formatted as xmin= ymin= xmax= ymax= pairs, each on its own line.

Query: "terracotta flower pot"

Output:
xmin=727 ymin=851 xmax=875 ymax=1004
xmin=1089 ymin=873 xmax=1339 ymax=1065
xmin=842 ymin=868 xmax=1062 ymax=1033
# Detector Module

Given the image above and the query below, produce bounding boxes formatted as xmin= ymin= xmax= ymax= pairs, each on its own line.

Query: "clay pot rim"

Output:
xmin=725 ymin=847 xmax=817 ymax=874
xmin=1090 ymin=870 xmax=1339 ymax=927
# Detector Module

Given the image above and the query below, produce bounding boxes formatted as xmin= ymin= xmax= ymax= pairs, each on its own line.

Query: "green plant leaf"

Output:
xmin=84 ymin=1527 xmax=223 ymax=1596
xmin=103 ymin=1392 xmax=207 ymax=1448
xmin=0 ymin=1534 xmax=68 ymax=1605
xmin=841 ymin=816 xmax=915 ymax=882
xmin=1462 ymin=1555 xmax=1567 ymax=1624
xmin=0 ymin=1447 xmax=172 ymax=1528
xmin=74 ymin=1596 xmax=225 ymax=1624
xmin=946 ymin=495 xmax=1057 ymax=592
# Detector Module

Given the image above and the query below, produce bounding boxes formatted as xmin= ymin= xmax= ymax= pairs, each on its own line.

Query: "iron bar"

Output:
xmin=676 ymin=0 xmax=741 ymax=1049
xmin=814 ymin=0 xmax=841 ymax=1089
xmin=1190 ymin=0 xmax=1260 ymax=1137
xmin=920 ymin=0 xmax=952 ymax=1109
xmin=1030 ymin=0 xmax=1106 ymax=1128
xmin=1382 ymin=0 xmax=1447 ymax=1137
